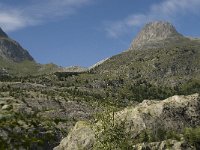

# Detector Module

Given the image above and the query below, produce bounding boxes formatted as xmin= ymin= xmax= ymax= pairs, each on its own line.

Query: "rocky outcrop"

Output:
xmin=0 ymin=38 xmax=34 ymax=62
xmin=0 ymin=27 xmax=34 ymax=62
xmin=54 ymin=121 xmax=95 ymax=150
xmin=63 ymin=66 xmax=88 ymax=73
xmin=130 ymin=21 xmax=183 ymax=50
xmin=54 ymin=94 xmax=200 ymax=150
xmin=114 ymin=93 xmax=200 ymax=133
xmin=89 ymin=58 xmax=109 ymax=70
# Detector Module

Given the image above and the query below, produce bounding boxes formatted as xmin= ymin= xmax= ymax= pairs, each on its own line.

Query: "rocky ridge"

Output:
xmin=89 ymin=58 xmax=109 ymax=70
xmin=0 ymin=28 xmax=8 ymax=38
xmin=0 ymin=28 xmax=34 ymax=62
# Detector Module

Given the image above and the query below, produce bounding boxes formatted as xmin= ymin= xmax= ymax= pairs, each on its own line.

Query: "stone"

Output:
xmin=1 ymin=104 xmax=12 ymax=110
xmin=54 ymin=121 xmax=95 ymax=150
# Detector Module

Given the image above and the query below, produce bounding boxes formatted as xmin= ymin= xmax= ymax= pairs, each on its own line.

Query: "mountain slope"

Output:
xmin=91 ymin=21 xmax=200 ymax=88
xmin=0 ymin=28 xmax=34 ymax=62
xmin=0 ymin=28 xmax=65 ymax=76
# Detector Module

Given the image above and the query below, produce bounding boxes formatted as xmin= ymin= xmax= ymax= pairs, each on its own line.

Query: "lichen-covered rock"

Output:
xmin=54 ymin=121 xmax=95 ymax=150
xmin=114 ymin=93 xmax=200 ymax=135
xmin=54 ymin=94 xmax=200 ymax=150
xmin=1 ymin=104 xmax=12 ymax=110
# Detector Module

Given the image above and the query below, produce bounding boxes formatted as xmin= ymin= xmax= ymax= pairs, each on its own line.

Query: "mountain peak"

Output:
xmin=0 ymin=27 xmax=8 ymax=38
xmin=0 ymin=27 xmax=34 ymax=62
xmin=130 ymin=21 xmax=183 ymax=50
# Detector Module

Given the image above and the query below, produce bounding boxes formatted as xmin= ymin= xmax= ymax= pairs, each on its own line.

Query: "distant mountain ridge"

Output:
xmin=0 ymin=28 xmax=67 ymax=76
xmin=0 ymin=21 xmax=200 ymax=80
xmin=0 ymin=27 xmax=34 ymax=62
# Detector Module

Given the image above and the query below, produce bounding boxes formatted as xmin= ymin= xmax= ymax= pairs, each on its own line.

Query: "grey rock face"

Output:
xmin=54 ymin=121 xmax=95 ymax=150
xmin=0 ymin=27 xmax=34 ymax=62
xmin=0 ymin=28 xmax=8 ymax=38
xmin=130 ymin=21 xmax=183 ymax=50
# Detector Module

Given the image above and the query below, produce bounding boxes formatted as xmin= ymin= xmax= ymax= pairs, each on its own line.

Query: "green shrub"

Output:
xmin=184 ymin=126 xmax=200 ymax=149
xmin=94 ymin=109 xmax=132 ymax=150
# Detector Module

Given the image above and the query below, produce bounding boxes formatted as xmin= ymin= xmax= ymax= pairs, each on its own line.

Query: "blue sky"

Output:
xmin=0 ymin=0 xmax=200 ymax=67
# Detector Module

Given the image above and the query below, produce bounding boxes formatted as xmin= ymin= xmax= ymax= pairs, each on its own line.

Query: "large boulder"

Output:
xmin=54 ymin=121 xmax=95 ymax=150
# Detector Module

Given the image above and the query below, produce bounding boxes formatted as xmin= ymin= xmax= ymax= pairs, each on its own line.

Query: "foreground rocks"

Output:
xmin=54 ymin=121 xmax=95 ymax=150
xmin=133 ymin=140 xmax=194 ymax=150
xmin=0 ymin=82 xmax=97 ymax=149
xmin=54 ymin=94 xmax=200 ymax=150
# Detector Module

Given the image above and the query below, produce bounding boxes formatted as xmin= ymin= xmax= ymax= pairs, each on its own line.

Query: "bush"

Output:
xmin=94 ymin=109 xmax=132 ymax=150
xmin=184 ymin=126 xmax=200 ymax=149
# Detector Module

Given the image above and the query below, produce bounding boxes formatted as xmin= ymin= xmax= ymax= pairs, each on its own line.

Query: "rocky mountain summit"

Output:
xmin=0 ymin=27 xmax=34 ymax=62
xmin=0 ymin=28 xmax=8 ymax=38
xmin=130 ymin=21 xmax=183 ymax=50
xmin=0 ymin=28 xmax=67 ymax=76
xmin=54 ymin=94 xmax=200 ymax=150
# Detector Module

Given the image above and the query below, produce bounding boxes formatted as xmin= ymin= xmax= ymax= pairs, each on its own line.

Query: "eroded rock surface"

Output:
xmin=130 ymin=21 xmax=183 ymax=50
